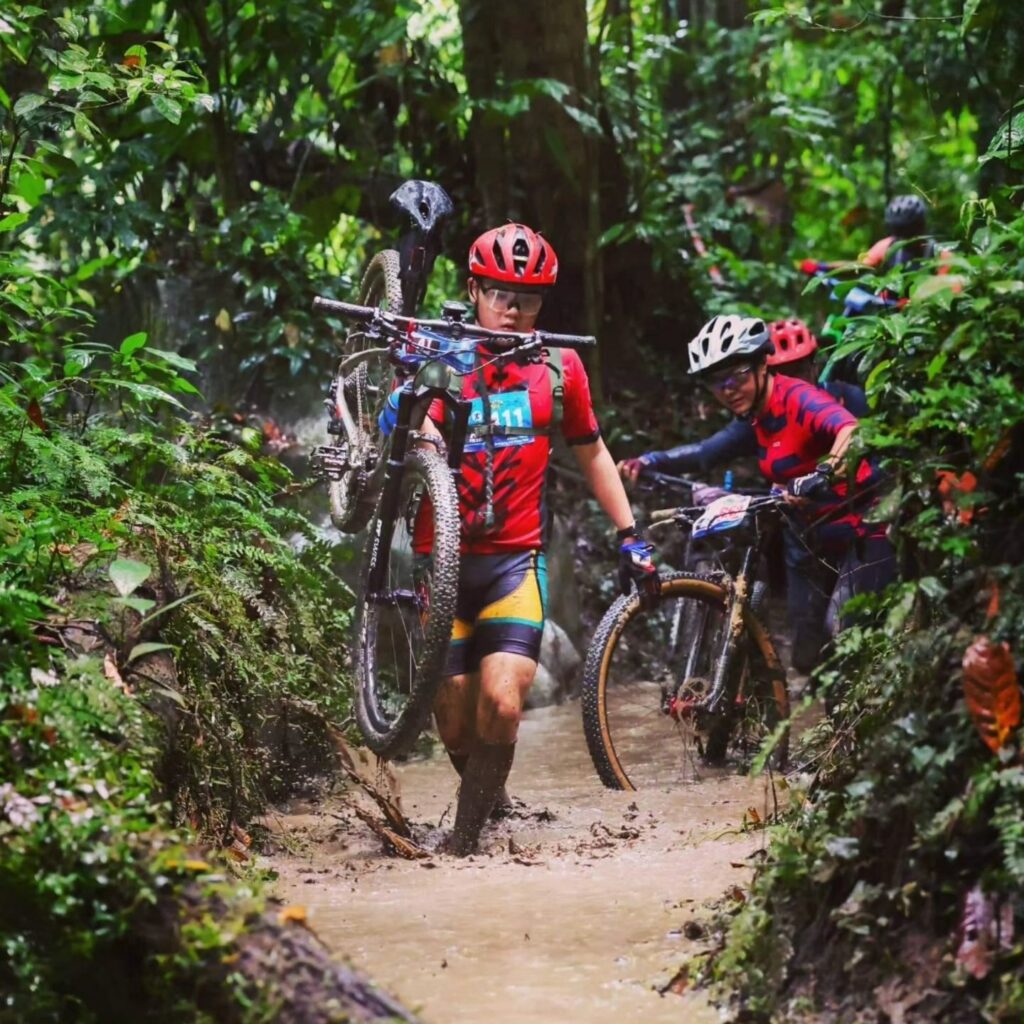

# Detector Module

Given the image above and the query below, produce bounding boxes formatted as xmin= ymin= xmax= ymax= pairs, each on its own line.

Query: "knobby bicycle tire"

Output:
xmin=581 ymin=572 xmax=788 ymax=791
xmin=354 ymin=446 xmax=460 ymax=758
xmin=328 ymin=249 xmax=403 ymax=533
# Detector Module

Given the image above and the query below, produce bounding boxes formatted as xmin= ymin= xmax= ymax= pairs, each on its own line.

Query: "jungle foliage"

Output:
xmin=2 ymin=0 xmax=1024 ymax=1019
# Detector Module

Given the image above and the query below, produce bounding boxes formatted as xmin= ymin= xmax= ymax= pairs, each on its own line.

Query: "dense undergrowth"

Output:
xmin=0 ymin=16 xmax=365 ymax=1017
xmin=0 ymin=358 xmax=356 ymax=1019
xmin=706 ymin=198 xmax=1024 ymax=1020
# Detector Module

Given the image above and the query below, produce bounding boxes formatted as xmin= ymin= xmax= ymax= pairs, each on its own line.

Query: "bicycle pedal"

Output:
xmin=311 ymin=444 xmax=351 ymax=480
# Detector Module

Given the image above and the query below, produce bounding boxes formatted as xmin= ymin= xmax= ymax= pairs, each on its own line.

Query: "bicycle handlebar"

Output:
xmin=650 ymin=493 xmax=788 ymax=528
xmin=312 ymin=296 xmax=597 ymax=351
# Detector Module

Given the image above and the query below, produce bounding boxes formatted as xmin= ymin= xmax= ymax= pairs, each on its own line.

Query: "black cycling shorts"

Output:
xmin=443 ymin=551 xmax=548 ymax=676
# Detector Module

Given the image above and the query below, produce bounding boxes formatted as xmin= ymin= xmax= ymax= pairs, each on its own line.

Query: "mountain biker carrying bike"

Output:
xmin=420 ymin=223 xmax=657 ymax=856
xmin=803 ymin=194 xmax=951 ymax=279
xmin=619 ymin=315 xmax=895 ymax=676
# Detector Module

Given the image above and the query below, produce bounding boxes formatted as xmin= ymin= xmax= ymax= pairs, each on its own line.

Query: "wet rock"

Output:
xmin=544 ymin=515 xmax=583 ymax=642
xmin=525 ymin=619 xmax=582 ymax=709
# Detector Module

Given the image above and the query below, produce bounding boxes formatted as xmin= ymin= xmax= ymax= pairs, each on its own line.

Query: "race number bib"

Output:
xmin=464 ymin=391 xmax=535 ymax=451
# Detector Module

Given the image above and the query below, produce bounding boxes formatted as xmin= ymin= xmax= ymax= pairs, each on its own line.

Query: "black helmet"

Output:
xmin=885 ymin=194 xmax=928 ymax=237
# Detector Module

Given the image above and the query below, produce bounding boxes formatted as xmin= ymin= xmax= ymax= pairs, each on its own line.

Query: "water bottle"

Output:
xmin=378 ymin=382 xmax=411 ymax=436
xmin=723 ymin=469 xmax=734 ymax=492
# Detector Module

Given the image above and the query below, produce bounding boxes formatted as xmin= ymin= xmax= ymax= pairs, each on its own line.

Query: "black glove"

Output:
xmin=788 ymin=464 xmax=834 ymax=501
xmin=620 ymin=454 xmax=655 ymax=482
xmin=618 ymin=539 xmax=660 ymax=609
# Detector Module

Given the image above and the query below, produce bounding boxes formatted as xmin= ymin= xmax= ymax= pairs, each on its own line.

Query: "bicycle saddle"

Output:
xmin=388 ymin=180 xmax=454 ymax=235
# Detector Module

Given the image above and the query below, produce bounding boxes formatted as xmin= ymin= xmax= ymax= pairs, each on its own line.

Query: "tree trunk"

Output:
xmin=457 ymin=0 xmax=600 ymax=352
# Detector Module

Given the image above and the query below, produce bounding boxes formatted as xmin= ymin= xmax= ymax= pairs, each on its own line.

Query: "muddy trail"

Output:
xmin=266 ymin=701 xmax=779 ymax=1024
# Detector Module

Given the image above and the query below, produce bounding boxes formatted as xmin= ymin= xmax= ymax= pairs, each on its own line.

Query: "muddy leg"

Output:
xmin=446 ymin=750 xmax=514 ymax=820
xmin=444 ymin=652 xmax=535 ymax=855
xmin=445 ymin=740 xmax=516 ymax=856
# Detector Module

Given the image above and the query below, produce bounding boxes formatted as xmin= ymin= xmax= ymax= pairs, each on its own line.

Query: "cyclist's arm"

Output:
xmin=621 ymin=420 xmax=756 ymax=481
xmin=573 ymin=438 xmax=640 ymax=537
xmin=559 ymin=352 xmax=636 ymax=536
xmin=825 ymin=422 xmax=856 ymax=472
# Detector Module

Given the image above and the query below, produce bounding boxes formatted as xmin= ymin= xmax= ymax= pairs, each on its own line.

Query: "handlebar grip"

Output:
xmin=650 ymin=507 xmax=678 ymax=523
xmin=535 ymin=331 xmax=596 ymax=350
xmin=313 ymin=296 xmax=377 ymax=320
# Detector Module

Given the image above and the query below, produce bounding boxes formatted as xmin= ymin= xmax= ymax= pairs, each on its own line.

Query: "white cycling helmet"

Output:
xmin=687 ymin=315 xmax=772 ymax=376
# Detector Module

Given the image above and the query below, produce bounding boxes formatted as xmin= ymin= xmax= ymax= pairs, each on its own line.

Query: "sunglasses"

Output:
xmin=703 ymin=364 xmax=756 ymax=392
xmin=479 ymin=286 xmax=545 ymax=316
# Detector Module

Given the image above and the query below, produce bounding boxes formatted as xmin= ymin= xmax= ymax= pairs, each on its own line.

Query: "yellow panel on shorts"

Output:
xmin=477 ymin=567 xmax=543 ymax=625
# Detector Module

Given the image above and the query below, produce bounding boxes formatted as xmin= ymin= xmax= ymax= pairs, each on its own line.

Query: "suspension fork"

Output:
xmin=705 ymin=545 xmax=757 ymax=715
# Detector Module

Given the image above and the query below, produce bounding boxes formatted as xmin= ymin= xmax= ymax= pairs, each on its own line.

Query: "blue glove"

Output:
xmin=618 ymin=538 xmax=660 ymax=608
xmin=788 ymin=465 xmax=834 ymax=500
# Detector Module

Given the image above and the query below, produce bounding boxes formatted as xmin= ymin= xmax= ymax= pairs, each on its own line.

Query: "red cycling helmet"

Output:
xmin=468 ymin=223 xmax=558 ymax=287
xmin=766 ymin=319 xmax=818 ymax=367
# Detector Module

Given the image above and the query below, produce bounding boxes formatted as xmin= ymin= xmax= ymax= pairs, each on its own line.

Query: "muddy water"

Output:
xmin=270 ymin=702 xmax=777 ymax=1024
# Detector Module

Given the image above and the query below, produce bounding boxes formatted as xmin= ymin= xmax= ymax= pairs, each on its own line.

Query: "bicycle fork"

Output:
xmin=706 ymin=547 xmax=757 ymax=716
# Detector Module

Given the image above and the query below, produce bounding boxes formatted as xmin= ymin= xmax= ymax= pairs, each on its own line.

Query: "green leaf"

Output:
xmin=0 ymin=212 xmax=29 ymax=232
xmin=15 ymin=172 xmax=45 ymax=206
xmin=127 ymin=642 xmax=176 ymax=662
xmin=138 ymin=592 xmax=199 ymax=628
xmin=119 ymin=331 xmax=148 ymax=357
xmin=125 ymin=77 xmax=146 ymax=106
xmin=152 ymin=94 xmax=182 ymax=124
xmin=146 ymin=348 xmax=197 ymax=373
xmin=961 ymin=0 xmax=983 ymax=34
xmin=125 ymin=44 xmax=148 ymax=68
xmin=109 ymin=558 xmax=151 ymax=597
xmin=73 ymin=111 xmax=95 ymax=141
xmin=13 ymin=92 xmax=46 ymax=117
xmin=103 ymin=379 xmax=188 ymax=409
xmin=114 ymin=595 xmax=156 ymax=615
xmin=49 ymin=72 xmax=85 ymax=91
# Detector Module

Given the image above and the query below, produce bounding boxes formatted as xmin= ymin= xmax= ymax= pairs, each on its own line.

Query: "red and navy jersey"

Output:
xmin=415 ymin=347 xmax=600 ymax=555
xmin=752 ymin=375 xmax=885 ymax=547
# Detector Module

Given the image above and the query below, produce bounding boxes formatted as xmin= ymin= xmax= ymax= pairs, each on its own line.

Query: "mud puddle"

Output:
xmin=267 ymin=701 xmax=778 ymax=1024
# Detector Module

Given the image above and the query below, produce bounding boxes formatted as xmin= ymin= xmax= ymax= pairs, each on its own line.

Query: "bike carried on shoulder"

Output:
xmin=318 ymin=180 xmax=454 ymax=534
xmin=582 ymin=491 xmax=791 ymax=791
xmin=312 ymin=296 xmax=595 ymax=759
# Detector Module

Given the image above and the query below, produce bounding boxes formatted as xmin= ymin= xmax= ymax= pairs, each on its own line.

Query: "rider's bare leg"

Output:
xmin=435 ymin=671 xmax=514 ymax=821
xmin=444 ymin=651 xmax=536 ymax=855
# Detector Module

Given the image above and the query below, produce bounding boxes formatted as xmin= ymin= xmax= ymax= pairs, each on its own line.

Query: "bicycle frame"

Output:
xmin=315 ymin=298 xmax=596 ymax=606
xmin=654 ymin=498 xmax=788 ymax=725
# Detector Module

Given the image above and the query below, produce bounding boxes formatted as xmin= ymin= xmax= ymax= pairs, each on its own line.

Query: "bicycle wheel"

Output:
xmin=354 ymin=447 xmax=460 ymax=758
xmin=581 ymin=572 xmax=788 ymax=790
xmin=328 ymin=250 xmax=402 ymax=533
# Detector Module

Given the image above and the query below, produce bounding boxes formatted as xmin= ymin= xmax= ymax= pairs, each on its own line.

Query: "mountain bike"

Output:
xmin=581 ymin=492 xmax=791 ymax=790
xmin=312 ymin=296 xmax=595 ymax=758
xmin=800 ymin=261 xmax=901 ymax=385
xmin=320 ymin=179 xmax=453 ymax=534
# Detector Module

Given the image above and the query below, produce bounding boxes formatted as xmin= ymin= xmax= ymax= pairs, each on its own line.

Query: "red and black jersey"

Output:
xmin=414 ymin=346 xmax=600 ymax=555
xmin=752 ymin=375 xmax=885 ymax=547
